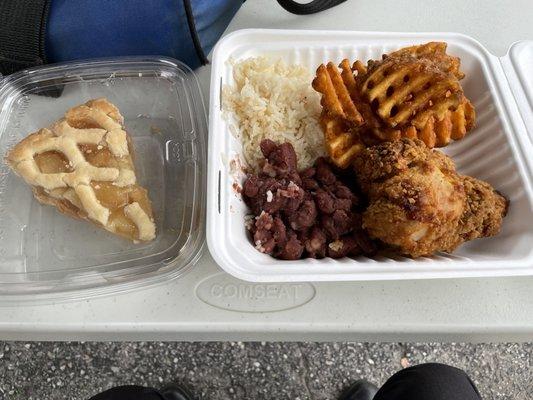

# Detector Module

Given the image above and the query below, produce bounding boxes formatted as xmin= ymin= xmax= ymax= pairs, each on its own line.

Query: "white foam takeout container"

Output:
xmin=207 ymin=29 xmax=533 ymax=282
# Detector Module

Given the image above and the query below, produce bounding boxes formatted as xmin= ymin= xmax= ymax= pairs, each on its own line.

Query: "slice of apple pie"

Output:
xmin=6 ymin=98 xmax=156 ymax=242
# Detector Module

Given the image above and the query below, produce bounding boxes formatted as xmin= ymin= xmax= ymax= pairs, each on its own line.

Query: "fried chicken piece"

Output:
xmin=354 ymin=139 xmax=508 ymax=257
xmin=458 ymin=176 xmax=509 ymax=241
xmin=355 ymin=139 xmax=465 ymax=257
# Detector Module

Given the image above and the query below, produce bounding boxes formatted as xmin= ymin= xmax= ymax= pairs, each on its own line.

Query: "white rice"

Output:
xmin=222 ymin=57 xmax=325 ymax=171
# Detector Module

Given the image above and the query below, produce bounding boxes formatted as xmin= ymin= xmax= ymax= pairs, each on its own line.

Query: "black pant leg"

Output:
xmin=374 ymin=363 xmax=482 ymax=400
xmin=89 ymin=385 xmax=166 ymax=400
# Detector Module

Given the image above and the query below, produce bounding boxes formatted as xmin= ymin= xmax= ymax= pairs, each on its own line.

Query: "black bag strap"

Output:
xmin=182 ymin=0 xmax=209 ymax=65
xmin=277 ymin=0 xmax=347 ymax=15
xmin=0 ymin=0 xmax=51 ymax=75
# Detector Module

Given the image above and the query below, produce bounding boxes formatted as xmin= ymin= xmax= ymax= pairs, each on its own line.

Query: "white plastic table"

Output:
xmin=0 ymin=0 xmax=532 ymax=341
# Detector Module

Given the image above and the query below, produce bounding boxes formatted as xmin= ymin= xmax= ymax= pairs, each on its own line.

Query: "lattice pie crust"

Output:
xmin=6 ymin=98 xmax=156 ymax=242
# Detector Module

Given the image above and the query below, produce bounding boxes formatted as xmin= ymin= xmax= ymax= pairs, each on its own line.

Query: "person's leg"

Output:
xmin=89 ymin=384 xmax=193 ymax=400
xmin=373 ymin=363 xmax=482 ymax=400
xmin=339 ymin=380 xmax=379 ymax=400
xmin=89 ymin=385 xmax=165 ymax=400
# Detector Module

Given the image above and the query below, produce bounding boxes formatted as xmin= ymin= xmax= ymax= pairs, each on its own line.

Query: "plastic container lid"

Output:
xmin=0 ymin=57 xmax=207 ymax=301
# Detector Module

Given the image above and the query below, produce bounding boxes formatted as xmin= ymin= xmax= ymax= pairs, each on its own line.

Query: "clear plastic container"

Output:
xmin=0 ymin=57 xmax=207 ymax=300
xmin=207 ymin=30 xmax=533 ymax=282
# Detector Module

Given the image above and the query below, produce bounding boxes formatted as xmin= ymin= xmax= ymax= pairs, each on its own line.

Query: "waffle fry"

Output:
xmin=319 ymin=111 xmax=365 ymax=169
xmin=359 ymin=56 xmax=463 ymax=129
xmin=312 ymin=42 xmax=475 ymax=168
xmin=389 ymin=42 xmax=464 ymax=79
xmin=312 ymin=60 xmax=367 ymax=168
xmin=414 ymin=97 xmax=475 ymax=147
xmin=312 ymin=62 xmax=364 ymax=126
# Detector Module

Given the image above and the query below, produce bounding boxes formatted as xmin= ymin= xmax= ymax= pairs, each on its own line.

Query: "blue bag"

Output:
xmin=45 ymin=0 xmax=243 ymax=69
xmin=0 ymin=0 xmax=344 ymax=75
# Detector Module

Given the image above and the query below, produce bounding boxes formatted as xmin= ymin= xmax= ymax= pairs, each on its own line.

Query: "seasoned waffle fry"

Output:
xmin=312 ymin=62 xmax=364 ymax=126
xmin=319 ymin=111 xmax=365 ymax=169
xmin=359 ymin=56 xmax=463 ymax=128
xmin=312 ymin=60 xmax=367 ymax=168
xmin=389 ymin=42 xmax=464 ymax=79
xmin=312 ymin=42 xmax=475 ymax=168
xmin=415 ymin=97 xmax=475 ymax=147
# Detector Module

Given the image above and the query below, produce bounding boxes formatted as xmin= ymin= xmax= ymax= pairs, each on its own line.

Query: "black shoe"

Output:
xmin=160 ymin=384 xmax=194 ymax=400
xmin=339 ymin=380 xmax=378 ymax=400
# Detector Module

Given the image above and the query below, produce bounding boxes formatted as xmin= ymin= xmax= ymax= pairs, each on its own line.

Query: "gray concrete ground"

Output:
xmin=0 ymin=342 xmax=531 ymax=400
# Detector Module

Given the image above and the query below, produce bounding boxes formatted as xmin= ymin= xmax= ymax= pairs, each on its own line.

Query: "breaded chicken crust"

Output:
xmin=354 ymin=139 xmax=508 ymax=257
